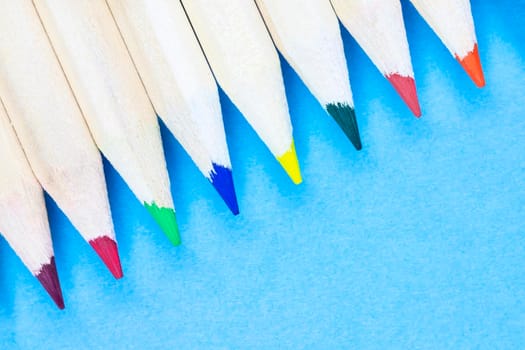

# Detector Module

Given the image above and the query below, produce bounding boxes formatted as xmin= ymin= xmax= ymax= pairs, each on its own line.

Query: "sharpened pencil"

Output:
xmin=256 ymin=0 xmax=362 ymax=150
xmin=331 ymin=0 xmax=422 ymax=117
xmin=33 ymin=0 xmax=181 ymax=245
xmin=409 ymin=0 xmax=485 ymax=87
xmin=106 ymin=0 xmax=239 ymax=214
xmin=0 ymin=98 xmax=64 ymax=309
xmin=181 ymin=0 xmax=302 ymax=184
xmin=0 ymin=0 xmax=123 ymax=278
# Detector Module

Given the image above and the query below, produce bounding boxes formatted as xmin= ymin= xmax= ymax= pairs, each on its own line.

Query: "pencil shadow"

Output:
xmin=473 ymin=0 xmax=525 ymax=57
xmin=102 ymin=155 xmax=134 ymax=254
xmin=217 ymin=87 xmax=250 ymax=157
xmin=44 ymin=192 xmax=78 ymax=292
xmin=338 ymin=19 xmax=378 ymax=102
xmin=277 ymin=54 xmax=314 ymax=154
xmin=0 ymin=237 xmax=15 ymax=316
xmin=217 ymin=85 xmax=300 ymax=194
xmin=157 ymin=116 xmax=212 ymax=219
xmin=217 ymin=87 xmax=252 ymax=193
xmin=45 ymin=187 xmax=125 ymax=293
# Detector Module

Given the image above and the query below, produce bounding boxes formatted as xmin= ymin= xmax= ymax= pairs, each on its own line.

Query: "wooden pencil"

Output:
xmin=409 ymin=0 xmax=485 ymax=87
xmin=0 ymin=99 xmax=64 ymax=309
xmin=331 ymin=0 xmax=422 ymax=117
xmin=255 ymin=0 xmax=362 ymax=150
xmin=106 ymin=0 xmax=239 ymax=214
xmin=33 ymin=0 xmax=181 ymax=245
xmin=181 ymin=0 xmax=302 ymax=184
xmin=0 ymin=0 xmax=122 ymax=278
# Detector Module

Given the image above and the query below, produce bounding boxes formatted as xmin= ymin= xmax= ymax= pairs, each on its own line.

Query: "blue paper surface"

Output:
xmin=1 ymin=1 xmax=525 ymax=348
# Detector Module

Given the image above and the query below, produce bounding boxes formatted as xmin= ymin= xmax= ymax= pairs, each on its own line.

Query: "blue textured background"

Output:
xmin=1 ymin=1 xmax=524 ymax=348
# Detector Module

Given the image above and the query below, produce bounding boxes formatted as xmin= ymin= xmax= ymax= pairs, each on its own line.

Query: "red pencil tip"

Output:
xmin=36 ymin=257 xmax=65 ymax=309
xmin=456 ymin=44 xmax=485 ymax=88
xmin=89 ymin=236 xmax=123 ymax=279
xmin=386 ymin=73 xmax=422 ymax=117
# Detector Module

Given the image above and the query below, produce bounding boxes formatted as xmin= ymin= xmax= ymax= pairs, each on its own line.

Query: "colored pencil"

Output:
xmin=0 ymin=0 xmax=122 ymax=278
xmin=0 ymin=99 xmax=64 ymax=309
xmin=106 ymin=0 xmax=239 ymax=214
xmin=33 ymin=0 xmax=181 ymax=245
xmin=255 ymin=0 xmax=362 ymax=150
xmin=181 ymin=0 xmax=302 ymax=184
xmin=409 ymin=0 xmax=485 ymax=87
xmin=331 ymin=0 xmax=422 ymax=117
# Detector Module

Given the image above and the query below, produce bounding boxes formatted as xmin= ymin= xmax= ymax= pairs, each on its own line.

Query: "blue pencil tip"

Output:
xmin=210 ymin=163 xmax=239 ymax=215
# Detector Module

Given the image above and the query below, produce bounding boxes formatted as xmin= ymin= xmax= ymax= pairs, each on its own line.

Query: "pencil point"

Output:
xmin=277 ymin=141 xmax=302 ymax=184
xmin=386 ymin=73 xmax=422 ymax=117
xmin=144 ymin=202 xmax=181 ymax=246
xmin=36 ymin=257 xmax=65 ymax=309
xmin=326 ymin=103 xmax=362 ymax=150
xmin=457 ymin=44 xmax=485 ymax=88
xmin=210 ymin=163 xmax=239 ymax=215
xmin=89 ymin=236 xmax=123 ymax=279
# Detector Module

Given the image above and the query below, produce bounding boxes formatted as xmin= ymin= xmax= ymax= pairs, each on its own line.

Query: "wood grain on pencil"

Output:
xmin=33 ymin=0 xmax=181 ymax=245
xmin=181 ymin=0 xmax=302 ymax=184
xmin=331 ymin=0 xmax=422 ymax=117
xmin=0 ymin=99 xmax=64 ymax=309
xmin=256 ymin=0 xmax=362 ymax=150
xmin=107 ymin=0 xmax=239 ymax=214
xmin=409 ymin=0 xmax=485 ymax=87
xmin=0 ymin=0 xmax=122 ymax=278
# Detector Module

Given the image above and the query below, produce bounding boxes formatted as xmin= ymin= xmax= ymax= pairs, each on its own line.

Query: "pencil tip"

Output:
xmin=326 ymin=103 xmax=362 ymax=150
xmin=277 ymin=141 xmax=302 ymax=184
xmin=386 ymin=73 xmax=422 ymax=117
xmin=210 ymin=163 xmax=240 ymax=215
xmin=89 ymin=236 xmax=123 ymax=279
xmin=144 ymin=202 xmax=181 ymax=246
xmin=457 ymin=43 xmax=485 ymax=88
xmin=36 ymin=256 xmax=65 ymax=309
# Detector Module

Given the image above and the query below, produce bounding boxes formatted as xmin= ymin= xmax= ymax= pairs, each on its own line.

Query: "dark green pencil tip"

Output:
xmin=326 ymin=102 xmax=362 ymax=151
xmin=144 ymin=202 xmax=181 ymax=246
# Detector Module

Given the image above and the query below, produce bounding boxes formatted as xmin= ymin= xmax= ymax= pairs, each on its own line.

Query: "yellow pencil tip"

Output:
xmin=277 ymin=140 xmax=302 ymax=184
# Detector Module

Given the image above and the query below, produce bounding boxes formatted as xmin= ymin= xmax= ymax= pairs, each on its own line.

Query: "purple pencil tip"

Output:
xmin=36 ymin=257 xmax=65 ymax=309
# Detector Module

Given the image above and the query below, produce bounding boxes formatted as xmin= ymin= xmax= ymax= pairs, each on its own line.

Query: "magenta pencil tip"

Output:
xmin=89 ymin=236 xmax=123 ymax=279
xmin=386 ymin=73 xmax=422 ymax=117
xmin=36 ymin=257 xmax=65 ymax=309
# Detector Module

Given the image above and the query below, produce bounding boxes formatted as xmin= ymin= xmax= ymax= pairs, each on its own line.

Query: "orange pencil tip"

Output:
xmin=457 ymin=44 xmax=485 ymax=88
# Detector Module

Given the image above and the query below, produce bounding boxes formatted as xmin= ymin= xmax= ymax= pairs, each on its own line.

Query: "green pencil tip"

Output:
xmin=326 ymin=102 xmax=362 ymax=151
xmin=144 ymin=202 xmax=181 ymax=246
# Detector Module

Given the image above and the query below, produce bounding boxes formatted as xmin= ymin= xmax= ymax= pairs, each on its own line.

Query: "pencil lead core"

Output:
xmin=457 ymin=44 xmax=485 ymax=88
xmin=386 ymin=73 xmax=422 ymax=117
xmin=89 ymin=236 xmax=123 ymax=279
xmin=210 ymin=163 xmax=239 ymax=215
xmin=144 ymin=202 xmax=181 ymax=246
xmin=326 ymin=103 xmax=362 ymax=150
xmin=36 ymin=256 xmax=65 ymax=309
xmin=277 ymin=141 xmax=302 ymax=185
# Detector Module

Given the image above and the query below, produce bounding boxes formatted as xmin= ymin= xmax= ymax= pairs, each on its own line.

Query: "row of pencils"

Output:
xmin=0 ymin=0 xmax=485 ymax=309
